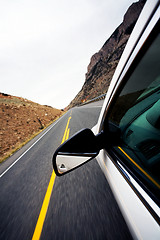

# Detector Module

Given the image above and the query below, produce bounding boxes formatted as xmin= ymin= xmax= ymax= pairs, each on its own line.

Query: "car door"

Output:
xmin=96 ymin=7 xmax=160 ymax=240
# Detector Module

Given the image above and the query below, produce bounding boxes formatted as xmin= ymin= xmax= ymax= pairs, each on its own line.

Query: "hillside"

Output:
xmin=68 ymin=0 xmax=146 ymax=108
xmin=0 ymin=93 xmax=63 ymax=162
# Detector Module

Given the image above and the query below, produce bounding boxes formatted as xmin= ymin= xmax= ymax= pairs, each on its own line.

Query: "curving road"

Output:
xmin=0 ymin=100 xmax=132 ymax=240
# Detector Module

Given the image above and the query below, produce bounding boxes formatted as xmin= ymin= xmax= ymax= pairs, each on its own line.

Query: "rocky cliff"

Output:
xmin=69 ymin=0 xmax=146 ymax=108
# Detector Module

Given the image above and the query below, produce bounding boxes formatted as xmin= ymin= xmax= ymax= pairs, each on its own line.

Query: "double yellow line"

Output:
xmin=61 ymin=116 xmax=71 ymax=144
xmin=32 ymin=116 xmax=71 ymax=240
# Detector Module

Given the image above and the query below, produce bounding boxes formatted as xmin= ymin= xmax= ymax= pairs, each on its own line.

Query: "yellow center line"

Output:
xmin=32 ymin=170 xmax=56 ymax=240
xmin=32 ymin=116 xmax=71 ymax=240
xmin=61 ymin=116 xmax=71 ymax=144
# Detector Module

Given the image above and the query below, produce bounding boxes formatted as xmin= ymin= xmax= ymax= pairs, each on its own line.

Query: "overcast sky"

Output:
xmin=0 ymin=0 xmax=136 ymax=109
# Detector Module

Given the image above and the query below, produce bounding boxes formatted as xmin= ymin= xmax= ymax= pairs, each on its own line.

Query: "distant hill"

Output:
xmin=0 ymin=92 xmax=63 ymax=162
xmin=68 ymin=0 xmax=146 ymax=108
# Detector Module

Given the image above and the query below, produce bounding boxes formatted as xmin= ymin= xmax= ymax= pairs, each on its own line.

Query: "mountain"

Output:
xmin=0 ymin=92 xmax=63 ymax=162
xmin=68 ymin=0 xmax=146 ymax=108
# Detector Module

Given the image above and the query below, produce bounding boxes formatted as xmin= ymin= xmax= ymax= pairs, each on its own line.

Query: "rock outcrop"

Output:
xmin=69 ymin=0 xmax=146 ymax=108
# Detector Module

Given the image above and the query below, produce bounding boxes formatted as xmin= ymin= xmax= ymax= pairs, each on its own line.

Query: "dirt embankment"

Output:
xmin=0 ymin=93 xmax=63 ymax=162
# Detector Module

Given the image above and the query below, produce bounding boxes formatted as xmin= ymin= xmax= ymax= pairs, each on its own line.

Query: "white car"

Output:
xmin=53 ymin=1 xmax=160 ymax=239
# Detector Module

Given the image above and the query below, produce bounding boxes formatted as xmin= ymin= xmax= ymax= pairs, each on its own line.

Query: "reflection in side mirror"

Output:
xmin=56 ymin=154 xmax=94 ymax=174
xmin=52 ymin=128 xmax=102 ymax=176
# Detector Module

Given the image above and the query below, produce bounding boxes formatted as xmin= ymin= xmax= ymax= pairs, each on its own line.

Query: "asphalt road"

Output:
xmin=0 ymin=100 xmax=132 ymax=240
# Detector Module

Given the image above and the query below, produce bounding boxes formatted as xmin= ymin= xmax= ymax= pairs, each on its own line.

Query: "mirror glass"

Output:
xmin=53 ymin=128 xmax=99 ymax=175
xmin=56 ymin=154 xmax=93 ymax=174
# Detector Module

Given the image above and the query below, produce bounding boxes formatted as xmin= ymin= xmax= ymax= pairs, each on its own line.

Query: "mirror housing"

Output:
xmin=52 ymin=128 xmax=103 ymax=176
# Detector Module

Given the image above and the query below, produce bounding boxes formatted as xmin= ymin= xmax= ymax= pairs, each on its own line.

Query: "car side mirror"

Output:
xmin=52 ymin=128 xmax=103 ymax=176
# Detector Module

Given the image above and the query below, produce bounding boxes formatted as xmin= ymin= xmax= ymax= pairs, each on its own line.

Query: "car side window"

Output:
xmin=107 ymin=29 xmax=160 ymax=200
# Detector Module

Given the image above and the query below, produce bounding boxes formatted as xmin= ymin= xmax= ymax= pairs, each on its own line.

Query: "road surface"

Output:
xmin=0 ymin=100 xmax=132 ymax=240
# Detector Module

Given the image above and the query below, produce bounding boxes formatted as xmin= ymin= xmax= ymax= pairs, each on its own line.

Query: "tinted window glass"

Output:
xmin=108 ymin=32 xmax=160 ymax=197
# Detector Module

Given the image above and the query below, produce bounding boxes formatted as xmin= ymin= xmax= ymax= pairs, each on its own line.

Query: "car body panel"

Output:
xmin=97 ymin=150 xmax=160 ymax=239
xmin=96 ymin=1 xmax=160 ymax=239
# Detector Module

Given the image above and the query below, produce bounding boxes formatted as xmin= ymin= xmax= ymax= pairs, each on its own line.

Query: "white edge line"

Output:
xmin=0 ymin=117 xmax=61 ymax=178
